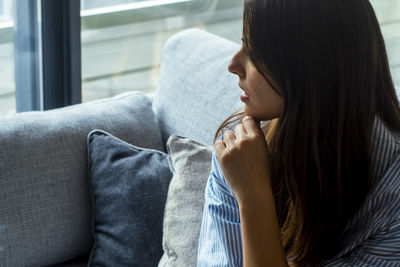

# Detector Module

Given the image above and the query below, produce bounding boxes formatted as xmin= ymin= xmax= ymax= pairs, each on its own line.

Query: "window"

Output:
xmin=80 ymin=0 xmax=243 ymax=102
xmin=371 ymin=0 xmax=400 ymax=92
xmin=0 ymin=0 xmax=14 ymax=115
xmin=81 ymin=0 xmax=400 ymax=102
xmin=0 ymin=0 xmax=399 ymax=115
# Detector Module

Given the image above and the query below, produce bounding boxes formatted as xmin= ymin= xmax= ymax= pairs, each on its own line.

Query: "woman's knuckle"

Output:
xmin=223 ymin=144 xmax=233 ymax=152
xmin=223 ymin=130 xmax=233 ymax=137
xmin=249 ymin=131 xmax=260 ymax=139
xmin=239 ymin=136 xmax=249 ymax=144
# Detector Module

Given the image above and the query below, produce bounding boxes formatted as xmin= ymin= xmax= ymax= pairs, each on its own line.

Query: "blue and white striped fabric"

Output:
xmin=197 ymin=116 xmax=400 ymax=266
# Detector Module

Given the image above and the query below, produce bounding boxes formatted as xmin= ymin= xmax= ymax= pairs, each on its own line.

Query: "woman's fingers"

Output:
xmin=242 ymin=116 xmax=262 ymax=135
xmin=234 ymin=123 xmax=247 ymax=140
xmin=214 ymin=140 xmax=226 ymax=156
xmin=215 ymin=116 xmax=261 ymax=155
xmin=223 ymin=130 xmax=236 ymax=147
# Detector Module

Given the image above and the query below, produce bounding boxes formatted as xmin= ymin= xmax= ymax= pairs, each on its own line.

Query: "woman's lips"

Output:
xmin=240 ymin=91 xmax=249 ymax=102
xmin=238 ymin=82 xmax=249 ymax=102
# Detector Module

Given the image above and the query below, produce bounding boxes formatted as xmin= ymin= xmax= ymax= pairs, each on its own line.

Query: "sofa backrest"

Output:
xmin=0 ymin=28 xmax=242 ymax=266
xmin=152 ymin=28 xmax=243 ymax=146
xmin=0 ymin=92 xmax=164 ymax=266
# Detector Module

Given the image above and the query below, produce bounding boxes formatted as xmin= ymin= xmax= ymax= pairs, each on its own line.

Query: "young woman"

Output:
xmin=197 ymin=0 xmax=400 ymax=266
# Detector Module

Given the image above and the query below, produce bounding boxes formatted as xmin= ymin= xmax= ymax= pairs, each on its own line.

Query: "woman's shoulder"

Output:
xmin=370 ymin=116 xmax=400 ymax=185
xmin=368 ymin=116 xmax=400 ymax=215
xmin=334 ymin=117 xmax=400 ymax=258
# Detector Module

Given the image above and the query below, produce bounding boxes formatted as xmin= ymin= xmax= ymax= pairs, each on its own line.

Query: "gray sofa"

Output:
xmin=0 ymin=29 xmax=243 ymax=266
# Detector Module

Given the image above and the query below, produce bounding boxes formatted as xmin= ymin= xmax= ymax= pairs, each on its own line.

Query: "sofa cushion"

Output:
xmin=152 ymin=28 xmax=243 ymax=146
xmin=87 ymin=130 xmax=172 ymax=266
xmin=158 ymin=135 xmax=213 ymax=267
xmin=0 ymin=92 xmax=164 ymax=266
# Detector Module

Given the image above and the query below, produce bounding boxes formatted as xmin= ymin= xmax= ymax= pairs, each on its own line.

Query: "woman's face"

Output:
xmin=228 ymin=44 xmax=285 ymax=121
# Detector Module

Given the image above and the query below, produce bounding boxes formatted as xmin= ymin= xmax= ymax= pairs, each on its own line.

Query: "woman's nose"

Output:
xmin=228 ymin=50 xmax=244 ymax=78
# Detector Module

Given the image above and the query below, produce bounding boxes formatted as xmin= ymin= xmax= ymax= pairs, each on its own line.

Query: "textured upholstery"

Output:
xmin=0 ymin=92 xmax=164 ymax=266
xmin=152 ymin=28 xmax=242 ymax=146
xmin=158 ymin=135 xmax=213 ymax=267
xmin=87 ymin=130 xmax=172 ymax=266
xmin=1 ymin=28 xmax=243 ymax=266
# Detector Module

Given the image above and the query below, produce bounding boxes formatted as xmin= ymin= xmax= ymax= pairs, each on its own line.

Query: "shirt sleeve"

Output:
xmin=198 ymin=150 xmax=400 ymax=267
xmin=321 ymin=219 xmax=400 ymax=266
xmin=197 ymin=150 xmax=243 ymax=267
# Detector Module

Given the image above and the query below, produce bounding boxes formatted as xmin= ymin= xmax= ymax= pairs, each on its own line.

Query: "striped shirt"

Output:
xmin=197 ymin=116 xmax=400 ymax=266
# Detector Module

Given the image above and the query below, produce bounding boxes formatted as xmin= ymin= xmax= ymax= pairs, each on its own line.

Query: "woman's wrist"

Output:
xmin=238 ymin=182 xmax=288 ymax=267
xmin=237 ymin=183 xmax=275 ymax=211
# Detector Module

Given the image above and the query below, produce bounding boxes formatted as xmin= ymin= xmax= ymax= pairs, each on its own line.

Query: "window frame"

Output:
xmin=13 ymin=0 xmax=81 ymax=112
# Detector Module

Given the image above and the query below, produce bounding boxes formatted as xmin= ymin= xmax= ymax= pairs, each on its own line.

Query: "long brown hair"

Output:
xmin=214 ymin=0 xmax=400 ymax=265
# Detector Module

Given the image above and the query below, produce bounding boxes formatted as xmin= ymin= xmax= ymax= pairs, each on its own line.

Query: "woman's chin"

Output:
xmin=244 ymin=108 xmax=261 ymax=120
xmin=244 ymin=109 xmax=278 ymax=121
xmin=243 ymin=112 xmax=263 ymax=121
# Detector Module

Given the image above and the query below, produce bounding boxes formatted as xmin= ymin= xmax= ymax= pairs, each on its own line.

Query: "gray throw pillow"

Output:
xmin=158 ymin=135 xmax=213 ymax=267
xmin=87 ymin=130 xmax=173 ymax=267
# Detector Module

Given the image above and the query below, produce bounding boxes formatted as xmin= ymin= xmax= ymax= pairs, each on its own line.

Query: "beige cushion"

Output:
xmin=158 ymin=135 xmax=213 ymax=267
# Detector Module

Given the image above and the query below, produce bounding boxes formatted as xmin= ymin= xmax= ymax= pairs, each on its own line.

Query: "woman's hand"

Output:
xmin=215 ymin=116 xmax=288 ymax=267
xmin=214 ymin=116 xmax=273 ymax=205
